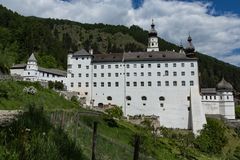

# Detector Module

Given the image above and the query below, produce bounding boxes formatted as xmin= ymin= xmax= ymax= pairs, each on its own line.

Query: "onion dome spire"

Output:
xmin=216 ymin=77 xmax=233 ymax=91
xmin=185 ymin=34 xmax=195 ymax=53
xmin=149 ymin=19 xmax=157 ymax=37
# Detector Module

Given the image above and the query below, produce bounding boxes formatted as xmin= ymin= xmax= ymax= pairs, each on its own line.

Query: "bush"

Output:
xmin=194 ymin=118 xmax=227 ymax=154
xmin=54 ymin=82 xmax=64 ymax=90
xmin=71 ymin=96 xmax=78 ymax=103
xmin=236 ymin=106 xmax=240 ymax=119
xmin=105 ymin=106 xmax=123 ymax=119
xmin=48 ymin=81 xmax=54 ymax=89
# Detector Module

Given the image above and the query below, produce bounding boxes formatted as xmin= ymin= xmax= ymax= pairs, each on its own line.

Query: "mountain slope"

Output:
xmin=0 ymin=5 xmax=240 ymax=91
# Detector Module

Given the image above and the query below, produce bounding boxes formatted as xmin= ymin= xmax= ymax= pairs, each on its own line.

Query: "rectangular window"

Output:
xmin=86 ymin=74 xmax=89 ymax=77
xmin=78 ymin=73 xmax=81 ymax=77
xmin=134 ymin=64 xmax=137 ymax=68
xmin=71 ymin=74 xmax=74 ymax=78
xmin=165 ymin=71 xmax=169 ymax=76
xmin=165 ymin=81 xmax=169 ymax=86
xmin=157 ymin=72 xmax=161 ymax=76
xmin=101 ymin=73 xmax=104 ymax=77
xmin=101 ymin=65 xmax=104 ymax=69
xmin=108 ymin=73 xmax=111 ymax=77
xmin=93 ymin=82 xmax=97 ymax=87
xmin=181 ymin=72 xmax=185 ymax=76
xmin=148 ymin=72 xmax=151 ymax=76
xmin=191 ymin=63 xmax=194 ymax=67
xmin=115 ymin=64 xmax=119 ymax=68
xmin=115 ymin=82 xmax=119 ymax=87
xmin=126 ymin=64 xmax=130 ymax=68
xmin=101 ymin=82 xmax=104 ymax=87
xmin=134 ymin=72 xmax=137 ymax=76
xmin=141 ymin=72 xmax=144 ymax=76
xmin=165 ymin=63 xmax=168 ymax=67
xmin=190 ymin=81 xmax=194 ymax=86
xmin=191 ymin=71 xmax=195 ymax=75
xmin=85 ymin=82 xmax=89 ymax=87
xmin=94 ymin=65 xmax=97 ymax=69
xmin=108 ymin=65 xmax=111 ymax=69
xmin=71 ymin=82 xmax=74 ymax=87
xmin=126 ymin=82 xmax=130 ymax=86
xmin=78 ymin=82 xmax=81 ymax=87
xmin=148 ymin=64 xmax=151 ymax=68
xmin=173 ymin=72 xmax=177 ymax=76
xmin=115 ymin=73 xmax=119 ymax=77
xmin=157 ymin=64 xmax=161 ymax=68
xmin=94 ymin=73 xmax=97 ymax=77
xmin=181 ymin=81 xmax=186 ymax=86
xmin=86 ymin=66 xmax=89 ymax=69
xmin=148 ymin=81 xmax=152 ymax=86
xmin=108 ymin=82 xmax=111 ymax=87
xmin=181 ymin=63 xmax=185 ymax=67
xmin=157 ymin=81 xmax=161 ymax=86
xmin=141 ymin=82 xmax=144 ymax=86
xmin=133 ymin=82 xmax=137 ymax=87
xmin=141 ymin=64 xmax=144 ymax=68
xmin=68 ymin=64 xmax=72 ymax=69
xmin=78 ymin=64 xmax=81 ymax=68
xmin=173 ymin=63 xmax=176 ymax=67
xmin=173 ymin=81 xmax=177 ymax=86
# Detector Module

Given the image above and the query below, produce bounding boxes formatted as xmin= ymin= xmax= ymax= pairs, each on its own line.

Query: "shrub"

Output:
xmin=71 ymin=96 xmax=78 ymax=103
xmin=54 ymin=82 xmax=64 ymax=90
xmin=105 ymin=106 xmax=123 ymax=119
xmin=236 ymin=106 xmax=240 ymax=119
xmin=194 ymin=118 xmax=227 ymax=154
xmin=23 ymin=86 xmax=37 ymax=95
xmin=48 ymin=81 xmax=54 ymax=89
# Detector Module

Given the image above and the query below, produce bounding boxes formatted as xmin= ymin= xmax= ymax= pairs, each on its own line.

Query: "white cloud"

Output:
xmin=0 ymin=0 xmax=240 ymax=66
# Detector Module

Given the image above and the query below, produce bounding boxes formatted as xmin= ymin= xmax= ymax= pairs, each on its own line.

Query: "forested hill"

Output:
xmin=0 ymin=5 xmax=240 ymax=91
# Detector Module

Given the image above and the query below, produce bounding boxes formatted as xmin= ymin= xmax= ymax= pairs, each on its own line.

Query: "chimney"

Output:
xmin=89 ymin=49 xmax=93 ymax=55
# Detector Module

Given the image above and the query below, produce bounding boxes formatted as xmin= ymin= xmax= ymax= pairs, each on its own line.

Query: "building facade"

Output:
xmin=66 ymin=22 xmax=218 ymax=133
xmin=10 ymin=53 xmax=67 ymax=84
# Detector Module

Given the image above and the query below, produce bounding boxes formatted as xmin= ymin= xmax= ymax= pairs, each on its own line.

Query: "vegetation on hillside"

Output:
xmin=0 ymin=80 xmax=77 ymax=109
xmin=0 ymin=5 xmax=240 ymax=90
xmin=1 ymin=103 xmax=240 ymax=159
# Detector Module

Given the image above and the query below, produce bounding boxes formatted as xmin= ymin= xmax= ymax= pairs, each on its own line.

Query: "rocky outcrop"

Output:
xmin=0 ymin=110 xmax=22 ymax=127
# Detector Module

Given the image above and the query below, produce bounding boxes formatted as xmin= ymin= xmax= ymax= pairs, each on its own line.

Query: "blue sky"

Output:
xmin=0 ymin=0 xmax=240 ymax=66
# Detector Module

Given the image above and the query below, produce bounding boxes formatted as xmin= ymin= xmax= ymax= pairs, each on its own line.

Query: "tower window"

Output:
xmin=159 ymin=96 xmax=165 ymax=101
xmin=107 ymin=96 xmax=112 ymax=101
xmin=142 ymin=96 xmax=147 ymax=101
xmin=157 ymin=81 xmax=161 ymax=86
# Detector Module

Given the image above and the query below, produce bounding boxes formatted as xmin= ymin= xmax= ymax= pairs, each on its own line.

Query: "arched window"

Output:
xmin=98 ymin=103 xmax=103 ymax=108
xmin=126 ymin=96 xmax=131 ymax=101
xmin=107 ymin=96 xmax=112 ymax=101
xmin=142 ymin=96 xmax=147 ymax=101
xmin=159 ymin=96 xmax=165 ymax=101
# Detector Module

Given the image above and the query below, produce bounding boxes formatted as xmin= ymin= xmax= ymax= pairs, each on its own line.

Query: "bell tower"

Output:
xmin=147 ymin=19 xmax=159 ymax=52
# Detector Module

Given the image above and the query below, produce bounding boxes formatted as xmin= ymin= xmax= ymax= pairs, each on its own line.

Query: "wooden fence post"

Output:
xmin=92 ymin=121 xmax=98 ymax=160
xmin=133 ymin=135 xmax=140 ymax=160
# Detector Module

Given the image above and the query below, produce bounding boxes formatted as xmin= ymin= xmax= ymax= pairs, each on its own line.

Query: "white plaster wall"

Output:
xmin=66 ymin=54 xmax=92 ymax=104
xmin=10 ymin=68 xmax=24 ymax=76
xmin=125 ymin=60 xmax=199 ymax=129
xmin=92 ymin=62 xmax=125 ymax=110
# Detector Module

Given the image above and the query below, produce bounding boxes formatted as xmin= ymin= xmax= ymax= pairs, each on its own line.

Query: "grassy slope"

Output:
xmin=0 ymin=80 xmax=77 ymax=110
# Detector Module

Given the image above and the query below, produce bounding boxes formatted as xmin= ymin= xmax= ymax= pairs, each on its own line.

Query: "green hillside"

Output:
xmin=1 ymin=80 xmax=240 ymax=159
xmin=0 ymin=5 xmax=240 ymax=91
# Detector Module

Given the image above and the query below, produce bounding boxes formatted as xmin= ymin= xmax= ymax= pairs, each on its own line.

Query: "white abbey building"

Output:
xmin=66 ymin=21 xmax=235 ymax=134
xmin=10 ymin=53 xmax=66 ymax=83
xmin=9 ymin=21 xmax=235 ymax=134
